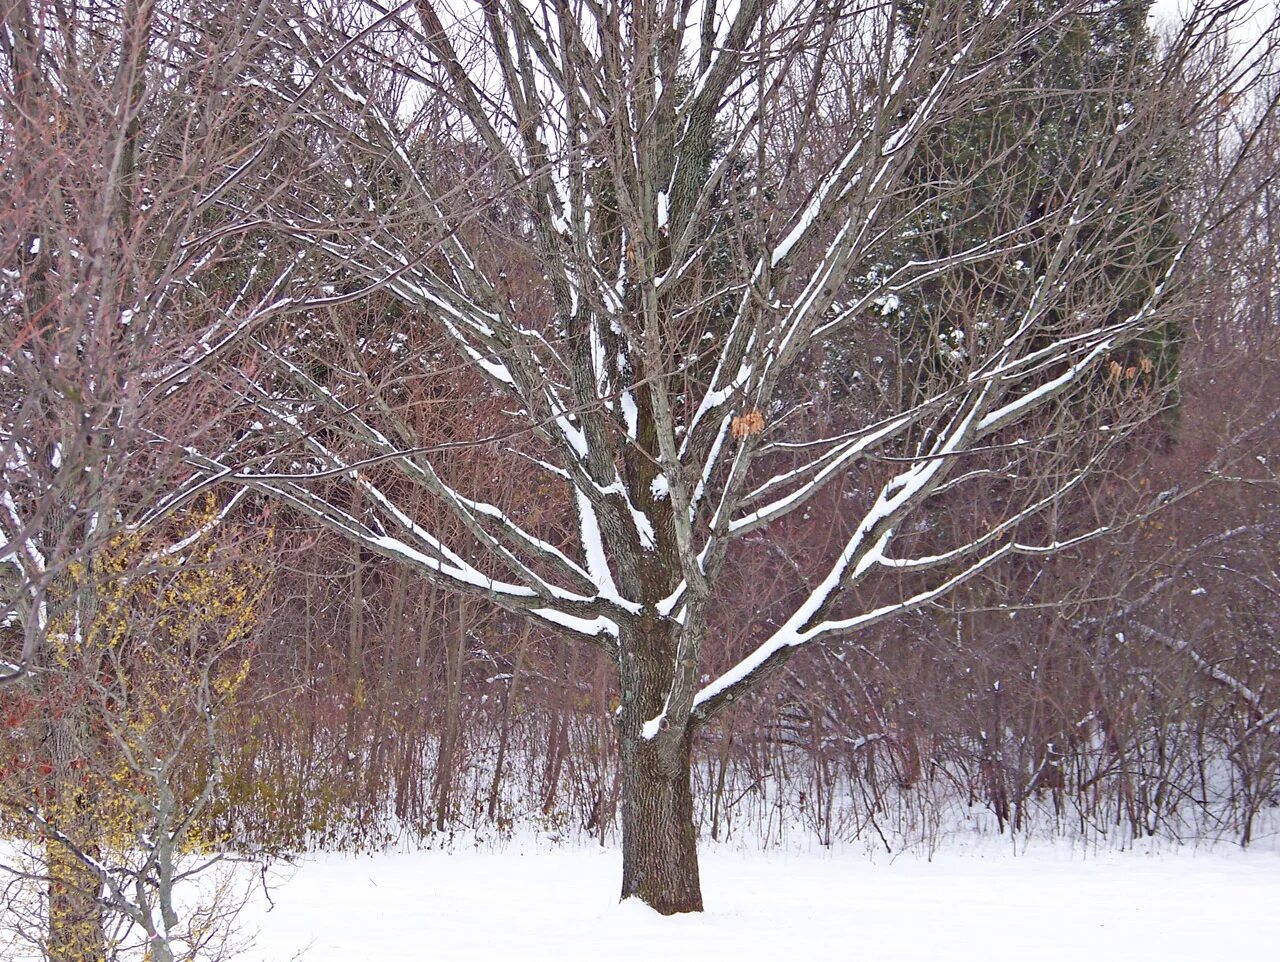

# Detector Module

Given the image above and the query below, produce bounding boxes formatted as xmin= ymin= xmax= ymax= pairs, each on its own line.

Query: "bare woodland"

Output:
xmin=2 ymin=0 xmax=1279 ymax=954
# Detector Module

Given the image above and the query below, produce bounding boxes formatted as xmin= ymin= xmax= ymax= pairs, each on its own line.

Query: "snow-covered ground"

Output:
xmin=241 ymin=838 xmax=1280 ymax=961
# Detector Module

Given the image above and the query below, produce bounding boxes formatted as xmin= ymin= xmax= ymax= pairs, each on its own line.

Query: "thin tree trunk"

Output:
xmin=349 ymin=538 xmax=365 ymax=686
xmin=540 ymin=704 xmax=568 ymax=816
xmin=345 ymin=490 xmax=366 ymax=759
xmin=487 ymin=621 xmax=532 ymax=822
xmin=710 ymin=723 xmax=734 ymax=842
xmin=44 ymin=503 xmax=105 ymax=961
xmin=434 ymin=595 xmax=468 ymax=832
xmin=541 ymin=643 xmax=579 ymax=816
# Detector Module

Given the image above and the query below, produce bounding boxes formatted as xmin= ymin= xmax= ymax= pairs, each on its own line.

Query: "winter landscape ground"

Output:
xmin=238 ymin=839 xmax=1280 ymax=962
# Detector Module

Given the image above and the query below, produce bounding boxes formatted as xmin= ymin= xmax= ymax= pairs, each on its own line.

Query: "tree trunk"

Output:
xmin=487 ymin=622 xmax=532 ymax=822
xmin=46 ymin=710 xmax=105 ymax=962
xmin=47 ymin=839 xmax=104 ymax=962
xmin=434 ymin=596 xmax=468 ymax=833
xmin=710 ymin=722 xmax=734 ymax=842
xmin=619 ymin=727 xmax=703 ymax=914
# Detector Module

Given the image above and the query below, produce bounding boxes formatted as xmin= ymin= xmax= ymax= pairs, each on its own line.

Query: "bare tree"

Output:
xmin=0 ymin=0 xmax=310 ymax=683
xmin=0 ymin=1 xmax=308 ymax=956
xmin=209 ymin=0 xmax=1279 ymax=912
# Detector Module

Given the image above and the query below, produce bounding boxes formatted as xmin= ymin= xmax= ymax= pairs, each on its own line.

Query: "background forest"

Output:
xmin=2 ymin=0 xmax=1279 ymax=957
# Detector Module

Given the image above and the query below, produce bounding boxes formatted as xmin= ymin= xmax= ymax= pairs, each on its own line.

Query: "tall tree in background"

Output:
xmin=200 ymin=0 xmax=1277 ymax=914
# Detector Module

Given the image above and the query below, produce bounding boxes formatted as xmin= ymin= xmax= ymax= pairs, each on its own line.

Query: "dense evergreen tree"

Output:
xmin=859 ymin=2 xmax=1183 ymax=421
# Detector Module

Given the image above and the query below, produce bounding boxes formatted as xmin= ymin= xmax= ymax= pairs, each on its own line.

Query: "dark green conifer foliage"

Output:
xmin=868 ymin=2 xmax=1183 ymax=425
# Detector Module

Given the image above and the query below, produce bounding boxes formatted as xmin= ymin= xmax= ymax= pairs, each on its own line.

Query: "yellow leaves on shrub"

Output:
xmin=33 ymin=494 xmax=268 ymax=854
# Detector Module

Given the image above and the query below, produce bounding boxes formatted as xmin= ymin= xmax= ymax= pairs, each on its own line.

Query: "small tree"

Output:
xmin=1 ymin=2 xmax=307 ymax=956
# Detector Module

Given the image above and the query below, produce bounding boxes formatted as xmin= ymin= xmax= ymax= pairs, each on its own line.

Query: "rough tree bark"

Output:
xmin=615 ymin=617 xmax=704 ymax=912
xmin=619 ymin=726 xmax=703 ymax=914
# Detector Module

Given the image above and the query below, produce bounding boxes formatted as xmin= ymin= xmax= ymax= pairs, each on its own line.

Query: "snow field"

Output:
xmin=243 ymin=839 xmax=1280 ymax=961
